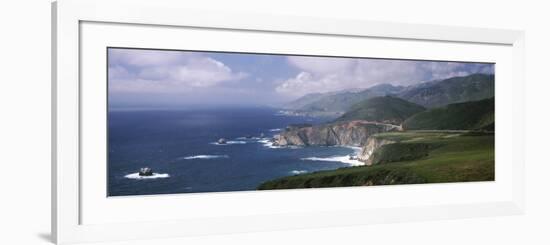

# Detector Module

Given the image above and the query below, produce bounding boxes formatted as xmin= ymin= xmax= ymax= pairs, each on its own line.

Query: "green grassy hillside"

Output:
xmin=403 ymin=97 xmax=494 ymax=130
xmin=336 ymin=96 xmax=425 ymax=125
xmin=369 ymin=142 xmax=434 ymax=165
xmin=257 ymin=131 xmax=494 ymax=190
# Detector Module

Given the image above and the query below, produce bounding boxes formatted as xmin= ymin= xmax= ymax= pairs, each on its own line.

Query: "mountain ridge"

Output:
xmin=335 ymin=96 xmax=426 ymax=125
xmin=282 ymin=73 xmax=494 ymax=115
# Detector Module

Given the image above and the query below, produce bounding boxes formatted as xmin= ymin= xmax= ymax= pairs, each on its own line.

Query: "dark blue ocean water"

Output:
xmin=108 ymin=107 xmax=358 ymax=196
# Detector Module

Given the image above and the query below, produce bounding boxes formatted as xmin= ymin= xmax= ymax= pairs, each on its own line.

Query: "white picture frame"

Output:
xmin=52 ymin=0 xmax=525 ymax=244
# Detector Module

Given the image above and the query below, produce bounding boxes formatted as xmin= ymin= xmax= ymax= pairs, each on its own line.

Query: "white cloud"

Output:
xmin=275 ymin=71 xmax=355 ymax=97
xmin=109 ymin=49 xmax=191 ymax=67
xmin=277 ymin=57 xmax=493 ymax=97
xmin=108 ymin=49 xmax=247 ymax=93
xmin=287 ymin=56 xmax=355 ymax=74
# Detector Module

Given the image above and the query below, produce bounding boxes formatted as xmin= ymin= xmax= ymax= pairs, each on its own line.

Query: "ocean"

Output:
xmin=108 ymin=107 xmax=361 ymax=196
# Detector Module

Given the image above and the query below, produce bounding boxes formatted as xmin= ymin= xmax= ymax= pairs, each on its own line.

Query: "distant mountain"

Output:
xmin=403 ymin=97 xmax=494 ymax=130
xmin=336 ymin=96 xmax=426 ymax=125
xmin=282 ymin=92 xmax=326 ymax=110
xmin=282 ymin=73 xmax=494 ymax=116
xmin=397 ymin=73 xmax=494 ymax=108
xmin=368 ymin=83 xmax=406 ymax=94
xmin=283 ymin=84 xmax=405 ymax=113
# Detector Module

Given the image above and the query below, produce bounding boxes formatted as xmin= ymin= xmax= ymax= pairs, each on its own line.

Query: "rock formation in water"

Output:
xmin=139 ymin=167 xmax=153 ymax=176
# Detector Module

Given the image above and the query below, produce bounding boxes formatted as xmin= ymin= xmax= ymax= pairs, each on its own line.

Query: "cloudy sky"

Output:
xmin=108 ymin=48 xmax=494 ymax=109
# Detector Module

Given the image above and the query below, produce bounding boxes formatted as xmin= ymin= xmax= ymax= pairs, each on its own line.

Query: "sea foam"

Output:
xmin=290 ymin=170 xmax=308 ymax=175
xmin=258 ymin=139 xmax=301 ymax=149
xmin=210 ymin=140 xmax=247 ymax=145
xmin=124 ymin=172 xmax=170 ymax=179
xmin=236 ymin=137 xmax=261 ymax=140
xmin=301 ymin=156 xmax=363 ymax=166
xmin=182 ymin=155 xmax=229 ymax=160
xmin=301 ymin=145 xmax=364 ymax=166
xmin=258 ymin=138 xmax=281 ymax=149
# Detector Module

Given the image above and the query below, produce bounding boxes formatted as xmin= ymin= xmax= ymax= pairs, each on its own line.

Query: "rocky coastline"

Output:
xmin=272 ymin=120 xmax=401 ymax=165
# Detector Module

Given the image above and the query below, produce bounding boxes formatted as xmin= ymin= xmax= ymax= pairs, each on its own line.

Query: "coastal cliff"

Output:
xmin=357 ymin=136 xmax=396 ymax=165
xmin=357 ymin=133 xmax=435 ymax=166
xmin=272 ymin=120 xmax=401 ymax=147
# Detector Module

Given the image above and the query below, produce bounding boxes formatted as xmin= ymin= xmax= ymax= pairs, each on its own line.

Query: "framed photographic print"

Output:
xmin=107 ymin=47 xmax=496 ymax=196
xmin=52 ymin=0 xmax=525 ymax=244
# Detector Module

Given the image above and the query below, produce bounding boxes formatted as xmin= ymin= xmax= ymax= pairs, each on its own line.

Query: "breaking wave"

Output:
xmin=124 ymin=172 xmax=170 ymax=179
xmin=290 ymin=170 xmax=308 ymax=175
xmin=210 ymin=140 xmax=247 ymax=145
xmin=257 ymin=138 xmax=301 ymax=149
xmin=301 ymin=155 xmax=363 ymax=166
xmin=181 ymin=155 xmax=229 ymax=160
xmin=236 ymin=137 xmax=261 ymax=140
xmin=258 ymin=138 xmax=281 ymax=149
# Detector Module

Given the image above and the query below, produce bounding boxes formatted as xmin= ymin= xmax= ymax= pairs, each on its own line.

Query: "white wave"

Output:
xmin=258 ymin=139 xmax=281 ymax=149
xmin=124 ymin=172 xmax=170 ymax=179
xmin=257 ymin=139 xmax=302 ymax=149
xmin=344 ymin=146 xmax=363 ymax=152
xmin=181 ymin=155 xmax=229 ymax=160
xmin=269 ymin=128 xmax=282 ymax=132
xmin=290 ymin=170 xmax=308 ymax=175
xmin=227 ymin=140 xmax=247 ymax=144
xmin=301 ymin=155 xmax=364 ymax=166
xmin=210 ymin=140 xmax=247 ymax=145
xmin=236 ymin=137 xmax=261 ymax=140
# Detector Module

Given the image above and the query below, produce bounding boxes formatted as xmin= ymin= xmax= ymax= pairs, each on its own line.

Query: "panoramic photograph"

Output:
xmin=107 ymin=47 xmax=495 ymax=196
